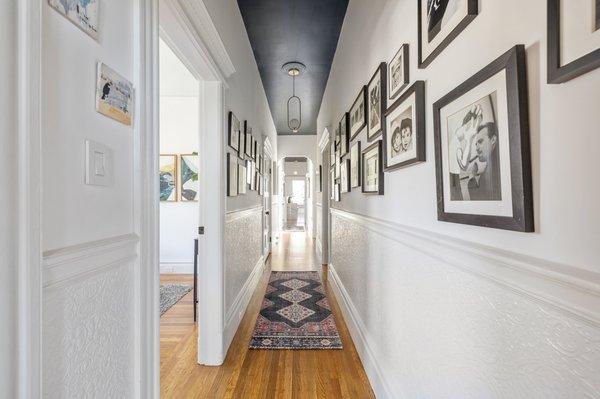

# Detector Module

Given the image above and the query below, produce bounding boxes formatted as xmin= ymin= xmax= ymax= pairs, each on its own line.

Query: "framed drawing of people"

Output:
xmin=367 ymin=62 xmax=387 ymax=142
xmin=361 ymin=140 xmax=384 ymax=195
xmin=433 ymin=45 xmax=533 ymax=232
xmin=349 ymin=86 xmax=367 ymax=140
xmin=418 ymin=0 xmax=479 ymax=68
xmin=383 ymin=81 xmax=426 ymax=171
xmin=388 ymin=44 xmax=409 ymax=101
xmin=547 ymin=0 xmax=600 ymax=83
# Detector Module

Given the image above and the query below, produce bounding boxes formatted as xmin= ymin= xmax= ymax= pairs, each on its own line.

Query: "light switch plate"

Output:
xmin=85 ymin=139 xmax=113 ymax=186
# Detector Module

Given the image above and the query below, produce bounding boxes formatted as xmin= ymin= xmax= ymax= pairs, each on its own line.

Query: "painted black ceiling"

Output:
xmin=238 ymin=0 xmax=348 ymax=135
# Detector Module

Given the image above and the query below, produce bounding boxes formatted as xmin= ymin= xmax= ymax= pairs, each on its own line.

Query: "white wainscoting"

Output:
xmin=224 ymin=206 xmax=264 ymax=352
xmin=42 ymin=234 xmax=139 ymax=399
xmin=329 ymin=209 xmax=600 ymax=399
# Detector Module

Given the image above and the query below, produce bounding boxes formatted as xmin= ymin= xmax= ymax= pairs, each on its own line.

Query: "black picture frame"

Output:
xmin=341 ymin=159 xmax=351 ymax=193
xmin=388 ymin=44 xmax=410 ymax=101
xmin=243 ymin=121 xmax=252 ymax=158
xmin=361 ymin=140 xmax=384 ymax=195
xmin=367 ymin=62 xmax=387 ymax=142
xmin=383 ymin=80 xmax=426 ymax=172
xmin=417 ymin=0 xmax=479 ymax=69
xmin=318 ymin=164 xmax=322 ymax=192
xmin=432 ymin=45 xmax=533 ymax=232
xmin=547 ymin=0 xmax=600 ymax=83
xmin=349 ymin=85 xmax=367 ymax=141
xmin=339 ymin=112 xmax=350 ymax=157
xmin=226 ymin=152 xmax=238 ymax=197
xmin=350 ymin=141 xmax=361 ymax=188
xmin=228 ymin=111 xmax=241 ymax=153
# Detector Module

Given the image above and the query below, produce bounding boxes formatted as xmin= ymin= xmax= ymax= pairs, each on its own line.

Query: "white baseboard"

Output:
xmin=328 ymin=263 xmax=394 ymax=399
xmin=159 ymin=261 xmax=194 ymax=274
xmin=223 ymin=255 xmax=265 ymax=354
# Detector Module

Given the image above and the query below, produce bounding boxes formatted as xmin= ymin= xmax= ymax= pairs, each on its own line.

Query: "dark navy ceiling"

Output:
xmin=238 ymin=0 xmax=349 ymax=135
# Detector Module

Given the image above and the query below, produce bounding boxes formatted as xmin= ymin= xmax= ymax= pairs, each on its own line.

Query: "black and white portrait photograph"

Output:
xmin=339 ymin=113 xmax=349 ymax=157
xmin=547 ymin=0 xmax=600 ymax=83
xmin=227 ymin=153 xmax=238 ymax=197
xmin=349 ymin=86 xmax=367 ymax=140
xmin=350 ymin=141 xmax=361 ymax=188
xmin=361 ymin=141 xmax=384 ymax=195
xmin=383 ymin=81 xmax=425 ymax=171
xmin=228 ymin=111 xmax=240 ymax=153
xmin=367 ymin=63 xmax=387 ymax=142
xmin=388 ymin=44 xmax=409 ymax=101
xmin=418 ymin=0 xmax=478 ymax=68
xmin=433 ymin=45 xmax=533 ymax=232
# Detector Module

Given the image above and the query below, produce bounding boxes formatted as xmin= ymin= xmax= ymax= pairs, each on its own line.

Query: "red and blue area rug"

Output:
xmin=249 ymin=271 xmax=343 ymax=350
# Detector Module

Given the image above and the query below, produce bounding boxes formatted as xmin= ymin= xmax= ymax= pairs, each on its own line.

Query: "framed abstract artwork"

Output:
xmin=339 ymin=113 xmax=350 ymax=157
xmin=547 ymin=0 xmax=600 ymax=83
xmin=227 ymin=153 xmax=238 ymax=197
xmin=367 ymin=62 xmax=387 ymax=142
xmin=350 ymin=141 xmax=361 ymax=188
xmin=349 ymin=86 xmax=367 ymax=140
xmin=383 ymin=81 xmax=426 ymax=171
xmin=179 ymin=154 xmax=199 ymax=201
xmin=228 ymin=111 xmax=240 ymax=153
xmin=95 ymin=62 xmax=134 ymax=126
xmin=388 ymin=44 xmax=410 ymax=101
xmin=418 ymin=0 xmax=479 ymax=68
xmin=159 ymin=154 xmax=177 ymax=202
xmin=361 ymin=140 xmax=384 ymax=195
xmin=433 ymin=45 xmax=533 ymax=232
xmin=48 ymin=0 xmax=99 ymax=40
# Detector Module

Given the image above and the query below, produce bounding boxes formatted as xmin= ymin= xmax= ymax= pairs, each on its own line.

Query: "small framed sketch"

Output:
xmin=253 ymin=138 xmax=258 ymax=161
xmin=418 ymin=0 xmax=479 ymax=68
xmin=159 ymin=154 xmax=177 ymax=202
xmin=227 ymin=153 xmax=238 ymax=197
xmin=339 ymin=113 xmax=350 ymax=156
xmin=433 ymin=45 xmax=533 ymax=232
xmin=334 ymin=183 xmax=341 ymax=202
xmin=349 ymin=86 xmax=367 ymax=140
xmin=383 ymin=81 xmax=426 ymax=171
xmin=330 ymin=167 xmax=336 ymax=200
xmin=244 ymin=122 xmax=253 ymax=157
xmin=96 ymin=62 xmax=134 ymax=126
xmin=335 ymin=124 xmax=341 ymax=146
xmin=258 ymin=174 xmax=264 ymax=196
xmin=48 ymin=0 xmax=99 ymax=40
xmin=238 ymin=162 xmax=247 ymax=195
xmin=340 ymin=159 xmax=350 ymax=194
xmin=335 ymin=147 xmax=341 ymax=179
xmin=547 ymin=0 xmax=600 ymax=83
xmin=361 ymin=141 xmax=384 ymax=195
xmin=350 ymin=141 xmax=361 ymax=188
xmin=329 ymin=142 xmax=336 ymax=166
xmin=367 ymin=62 xmax=387 ymax=142
xmin=388 ymin=44 xmax=409 ymax=101
xmin=179 ymin=154 xmax=199 ymax=201
xmin=228 ymin=112 xmax=240 ymax=153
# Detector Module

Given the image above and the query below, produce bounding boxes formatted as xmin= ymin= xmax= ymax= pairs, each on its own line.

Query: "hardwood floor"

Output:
xmin=160 ymin=232 xmax=374 ymax=398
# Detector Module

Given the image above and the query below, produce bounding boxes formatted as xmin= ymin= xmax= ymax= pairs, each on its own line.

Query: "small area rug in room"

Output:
xmin=160 ymin=284 xmax=192 ymax=316
xmin=249 ymin=271 xmax=342 ymax=350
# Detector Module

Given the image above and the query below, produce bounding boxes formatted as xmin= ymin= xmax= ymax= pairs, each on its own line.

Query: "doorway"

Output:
xmin=282 ymin=157 xmax=309 ymax=232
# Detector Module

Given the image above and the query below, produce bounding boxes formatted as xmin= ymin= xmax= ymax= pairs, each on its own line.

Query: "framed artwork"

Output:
xmin=349 ymin=86 xmax=367 ymax=140
xmin=383 ymin=81 xmax=426 ymax=171
xmin=339 ymin=113 xmax=350 ymax=156
xmin=361 ymin=141 xmax=384 ymax=195
xmin=238 ymin=163 xmax=247 ymax=195
xmin=547 ymin=0 xmax=600 ymax=83
xmin=179 ymin=154 xmax=199 ymax=201
xmin=367 ymin=62 xmax=387 ymax=142
xmin=257 ymin=173 xmax=264 ymax=196
xmin=95 ymin=62 xmax=134 ymax=126
xmin=433 ymin=45 xmax=533 ymax=232
xmin=159 ymin=155 xmax=177 ymax=202
xmin=340 ymin=159 xmax=350 ymax=194
xmin=418 ymin=0 xmax=479 ymax=68
xmin=317 ymin=165 xmax=322 ymax=192
xmin=227 ymin=153 xmax=238 ymax=197
xmin=334 ymin=183 xmax=341 ymax=202
xmin=253 ymin=138 xmax=258 ymax=161
xmin=350 ymin=141 xmax=361 ymax=188
xmin=244 ymin=122 xmax=253 ymax=157
xmin=388 ymin=44 xmax=410 ymax=101
xmin=335 ymin=124 xmax=341 ymax=146
xmin=228 ymin=112 xmax=240 ymax=153
xmin=249 ymin=161 xmax=257 ymax=191
xmin=48 ymin=0 xmax=99 ymax=40
xmin=329 ymin=142 xmax=336 ymax=166
xmin=335 ymin=147 xmax=341 ymax=179
xmin=330 ymin=168 xmax=336 ymax=200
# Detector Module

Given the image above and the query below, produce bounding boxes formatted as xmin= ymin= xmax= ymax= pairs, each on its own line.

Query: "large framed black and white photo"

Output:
xmin=228 ymin=111 xmax=241 ymax=153
xmin=367 ymin=62 xmax=387 ymax=142
xmin=350 ymin=141 xmax=361 ymax=188
xmin=547 ymin=0 xmax=600 ymax=83
xmin=383 ymin=81 xmax=426 ymax=171
xmin=418 ymin=0 xmax=479 ymax=68
xmin=227 ymin=153 xmax=238 ymax=197
xmin=339 ymin=113 xmax=350 ymax=157
xmin=349 ymin=85 xmax=367 ymax=140
xmin=388 ymin=44 xmax=409 ymax=101
xmin=361 ymin=140 xmax=384 ymax=195
xmin=433 ymin=45 xmax=533 ymax=232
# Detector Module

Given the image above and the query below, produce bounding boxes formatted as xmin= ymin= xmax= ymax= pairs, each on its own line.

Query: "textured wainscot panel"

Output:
xmin=225 ymin=207 xmax=263 ymax=313
xmin=43 ymin=261 xmax=135 ymax=399
xmin=330 ymin=211 xmax=600 ymax=399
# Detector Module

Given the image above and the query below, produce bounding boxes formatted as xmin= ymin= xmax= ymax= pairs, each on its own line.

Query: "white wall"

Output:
xmin=159 ymin=40 xmax=199 ymax=273
xmin=0 ymin=1 xmax=16 ymax=397
xmin=319 ymin=0 xmax=600 ymax=397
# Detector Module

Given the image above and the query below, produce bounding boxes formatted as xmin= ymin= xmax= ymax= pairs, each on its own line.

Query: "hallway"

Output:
xmin=160 ymin=232 xmax=374 ymax=398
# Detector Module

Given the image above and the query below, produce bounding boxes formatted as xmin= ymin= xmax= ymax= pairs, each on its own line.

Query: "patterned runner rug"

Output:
xmin=249 ymin=271 xmax=342 ymax=349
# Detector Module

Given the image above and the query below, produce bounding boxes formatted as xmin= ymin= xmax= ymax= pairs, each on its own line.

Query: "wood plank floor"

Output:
xmin=160 ymin=232 xmax=374 ymax=398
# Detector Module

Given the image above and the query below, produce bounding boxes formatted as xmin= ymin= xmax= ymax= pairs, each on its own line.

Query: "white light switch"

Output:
xmin=85 ymin=139 xmax=113 ymax=186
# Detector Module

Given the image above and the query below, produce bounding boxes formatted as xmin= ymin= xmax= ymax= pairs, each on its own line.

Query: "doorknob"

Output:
xmin=266 ymin=211 xmax=270 ymax=215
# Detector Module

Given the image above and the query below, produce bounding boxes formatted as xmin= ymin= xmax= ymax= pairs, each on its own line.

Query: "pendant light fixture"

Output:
xmin=282 ymin=62 xmax=305 ymax=133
